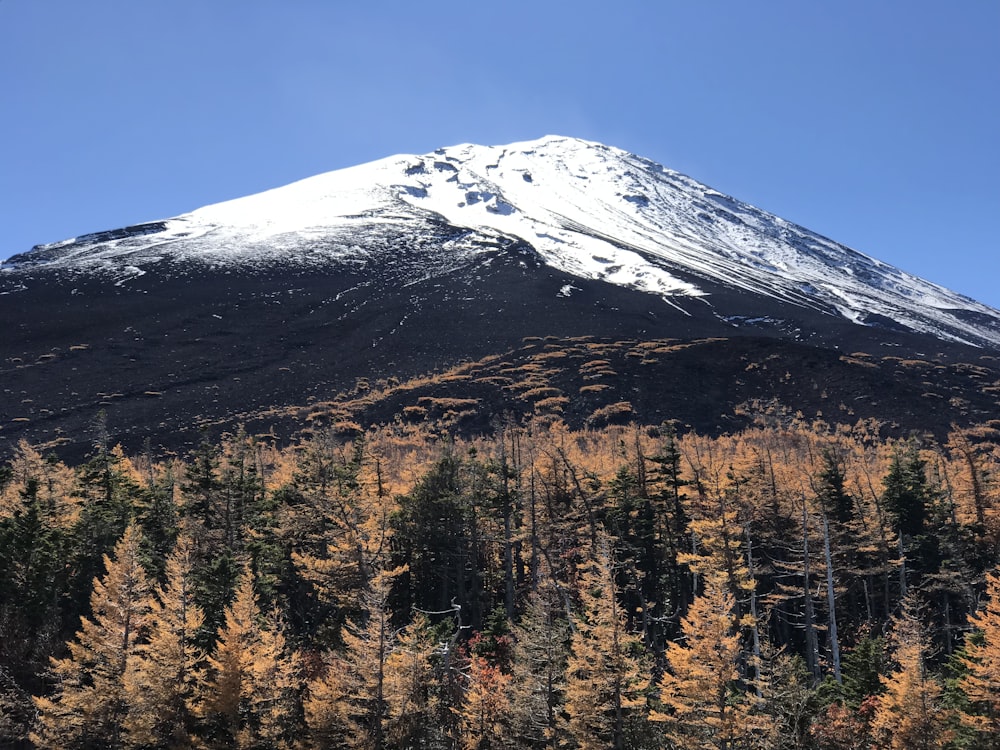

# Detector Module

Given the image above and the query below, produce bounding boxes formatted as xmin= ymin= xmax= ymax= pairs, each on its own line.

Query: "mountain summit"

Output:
xmin=4 ymin=136 xmax=1000 ymax=457
xmin=7 ymin=135 xmax=1000 ymax=349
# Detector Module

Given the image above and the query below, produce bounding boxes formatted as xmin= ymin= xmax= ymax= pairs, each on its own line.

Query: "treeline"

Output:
xmin=2 ymin=416 xmax=1000 ymax=748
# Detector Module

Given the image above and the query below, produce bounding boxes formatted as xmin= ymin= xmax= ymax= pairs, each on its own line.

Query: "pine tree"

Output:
xmin=32 ymin=524 xmax=152 ymax=749
xmin=200 ymin=567 xmax=299 ymax=749
xmin=391 ymin=446 xmax=503 ymax=631
xmin=563 ymin=540 xmax=648 ymax=750
xmin=0 ymin=477 xmax=66 ymax=685
xmin=0 ymin=664 xmax=36 ymax=748
xmin=643 ymin=424 xmax=691 ymax=643
xmin=840 ymin=631 xmax=887 ymax=709
xmin=957 ymin=568 xmax=1000 ymax=746
xmin=133 ymin=460 xmax=180 ymax=583
xmin=68 ymin=441 xmax=143 ymax=619
xmin=122 ymin=536 xmax=207 ymax=749
xmin=816 ymin=448 xmax=855 ymax=524
xmin=881 ymin=444 xmax=938 ymax=593
xmin=870 ymin=595 xmax=952 ymax=750
xmin=652 ymin=581 xmax=767 ymax=750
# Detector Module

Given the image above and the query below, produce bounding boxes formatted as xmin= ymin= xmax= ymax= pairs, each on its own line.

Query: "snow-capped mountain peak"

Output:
xmin=5 ymin=135 xmax=1000 ymax=348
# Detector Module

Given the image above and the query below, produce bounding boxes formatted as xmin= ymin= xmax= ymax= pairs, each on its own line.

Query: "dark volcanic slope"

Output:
xmin=3 ymin=233 xmax=999 ymax=460
xmin=302 ymin=336 xmax=1000 ymax=440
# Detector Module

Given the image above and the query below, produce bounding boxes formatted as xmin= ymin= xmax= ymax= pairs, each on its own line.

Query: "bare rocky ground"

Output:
xmin=3 ymin=239 xmax=999 ymax=462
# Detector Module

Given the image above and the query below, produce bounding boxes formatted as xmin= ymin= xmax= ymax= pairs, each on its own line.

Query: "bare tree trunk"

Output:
xmin=823 ymin=515 xmax=842 ymax=684
xmin=745 ymin=530 xmax=763 ymax=697
xmin=802 ymin=502 xmax=820 ymax=682
xmin=898 ymin=534 xmax=908 ymax=600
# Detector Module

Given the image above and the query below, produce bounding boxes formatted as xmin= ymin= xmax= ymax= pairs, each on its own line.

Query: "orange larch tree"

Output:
xmin=563 ymin=538 xmax=648 ymax=750
xmin=459 ymin=654 xmax=514 ymax=750
xmin=32 ymin=523 xmax=152 ymax=749
xmin=958 ymin=568 xmax=1000 ymax=747
xmin=870 ymin=595 xmax=952 ymax=750
xmin=652 ymin=580 xmax=768 ymax=750
xmin=122 ymin=536 xmax=207 ymax=749
xmin=200 ymin=566 xmax=300 ymax=749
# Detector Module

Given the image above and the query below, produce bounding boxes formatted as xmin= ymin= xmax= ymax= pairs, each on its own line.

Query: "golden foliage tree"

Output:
xmin=0 ymin=440 xmax=77 ymax=526
xmin=122 ymin=536 xmax=207 ymax=749
xmin=291 ymin=436 xmax=395 ymax=636
xmin=303 ymin=567 xmax=403 ymax=750
xmin=564 ymin=540 xmax=648 ymax=750
xmin=870 ymin=595 xmax=951 ymax=750
xmin=459 ymin=654 xmax=514 ymax=750
xmin=958 ymin=567 xmax=1000 ymax=745
xmin=32 ymin=523 xmax=152 ymax=749
xmin=200 ymin=567 xmax=300 ymax=749
xmin=382 ymin=612 xmax=438 ymax=748
xmin=652 ymin=581 xmax=767 ymax=750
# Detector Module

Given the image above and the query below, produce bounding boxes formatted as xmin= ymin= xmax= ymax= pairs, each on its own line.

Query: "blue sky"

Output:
xmin=2 ymin=1 xmax=998 ymax=306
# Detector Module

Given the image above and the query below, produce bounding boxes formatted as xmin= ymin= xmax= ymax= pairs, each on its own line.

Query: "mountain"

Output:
xmin=4 ymin=135 xmax=1000 ymax=458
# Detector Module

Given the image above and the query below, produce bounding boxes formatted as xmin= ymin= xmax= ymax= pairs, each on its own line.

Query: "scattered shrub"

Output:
xmin=586 ymin=401 xmax=634 ymax=426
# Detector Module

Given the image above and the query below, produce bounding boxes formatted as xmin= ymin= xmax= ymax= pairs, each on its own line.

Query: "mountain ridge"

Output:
xmin=6 ymin=135 xmax=999 ymax=348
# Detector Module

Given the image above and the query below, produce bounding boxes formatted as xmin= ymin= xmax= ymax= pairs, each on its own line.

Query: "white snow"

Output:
xmin=6 ymin=134 xmax=1000 ymax=348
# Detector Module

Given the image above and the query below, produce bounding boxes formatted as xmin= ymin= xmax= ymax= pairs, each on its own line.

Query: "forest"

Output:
xmin=2 ymin=413 xmax=1000 ymax=749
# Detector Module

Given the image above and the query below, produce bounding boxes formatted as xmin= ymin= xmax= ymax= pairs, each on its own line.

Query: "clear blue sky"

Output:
xmin=2 ymin=1 xmax=998 ymax=306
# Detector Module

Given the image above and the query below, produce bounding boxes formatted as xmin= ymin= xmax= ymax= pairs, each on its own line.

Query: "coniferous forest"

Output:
xmin=3 ymin=415 xmax=1000 ymax=749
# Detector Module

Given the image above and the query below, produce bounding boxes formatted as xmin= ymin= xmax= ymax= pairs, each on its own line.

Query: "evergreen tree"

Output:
xmin=509 ymin=576 xmax=569 ymax=748
xmin=69 ymin=441 xmax=142 ymax=617
xmin=840 ymin=631 xmax=888 ymax=709
xmin=816 ymin=448 xmax=855 ymax=524
xmin=0 ymin=478 xmax=66 ymax=686
xmin=644 ymin=424 xmax=692 ymax=638
xmin=133 ymin=462 xmax=180 ymax=583
xmin=882 ymin=444 xmax=939 ymax=594
xmin=392 ymin=450 xmax=489 ymax=628
xmin=0 ymin=664 xmax=35 ymax=748
xmin=882 ymin=443 xmax=931 ymax=539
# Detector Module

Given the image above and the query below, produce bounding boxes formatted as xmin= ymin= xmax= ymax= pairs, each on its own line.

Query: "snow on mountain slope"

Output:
xmin=5 ymin=135 xmax=1000 ymax=348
